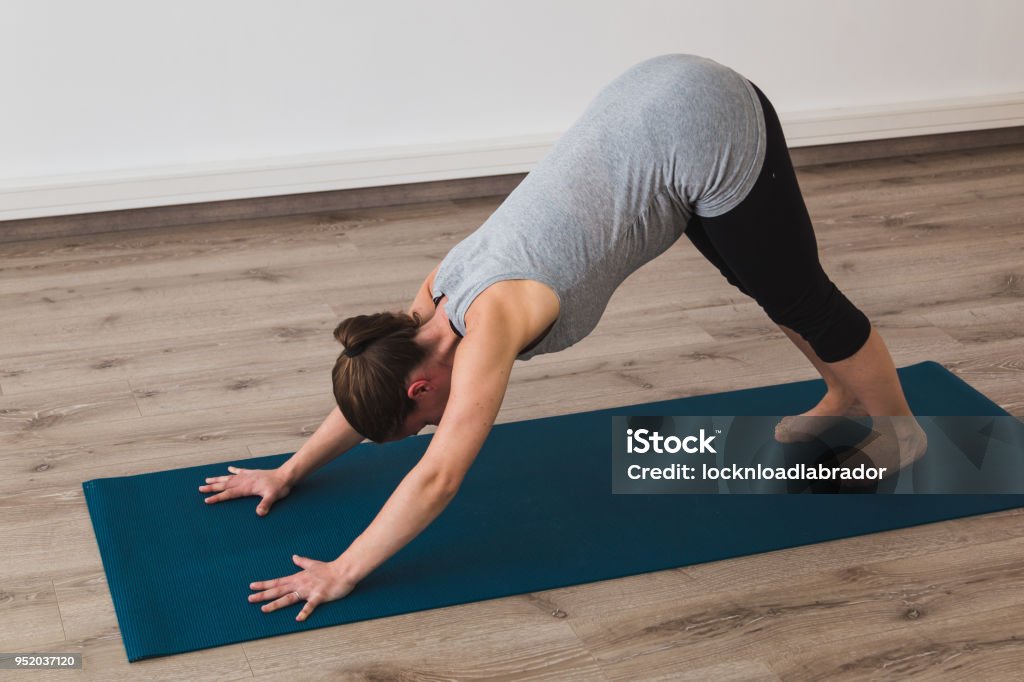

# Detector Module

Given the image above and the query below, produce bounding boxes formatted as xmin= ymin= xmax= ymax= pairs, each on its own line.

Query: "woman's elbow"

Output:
xmin=428 ymin=469 xmax=463 ymax=501
xmin=434 ymin=471 xmax=462 ymax=497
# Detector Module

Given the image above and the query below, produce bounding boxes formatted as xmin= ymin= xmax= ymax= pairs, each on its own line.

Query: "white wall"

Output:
xmin=2 ymin=0 xmax=1023 ymax=220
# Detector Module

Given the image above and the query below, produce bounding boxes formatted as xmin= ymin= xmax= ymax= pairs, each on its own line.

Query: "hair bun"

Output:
xmin=342 ymin=341 xmax=369 ymax=358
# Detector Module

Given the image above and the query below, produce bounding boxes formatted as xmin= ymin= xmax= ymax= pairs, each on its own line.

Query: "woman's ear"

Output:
xmin=407 ymin=378 xmax=432 ymax=400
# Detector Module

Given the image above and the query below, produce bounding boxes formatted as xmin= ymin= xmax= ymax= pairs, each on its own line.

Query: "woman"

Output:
xmin=199 ymin=54 xmax=928 ymax=621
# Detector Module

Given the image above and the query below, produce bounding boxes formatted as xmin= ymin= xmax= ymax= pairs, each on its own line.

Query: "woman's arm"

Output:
xmin=409 ymin=263 xmax=441 ymax=319
xmin=201 ymin=405 xmax=364 ymax=514
xmin=278 ymin=262 xmax=443 ymax=485
xmin=212 ymin=264 xmax=450 ymax=521
xmin=248 ymin=292 xmax=526 ymax=620
xmin=333 ymin=299 xmax=521 ymax=582
xmin=281 ymin=262 xmax=442 ymax=485
xmin=277 ymin=405 xmax=366 ymax=485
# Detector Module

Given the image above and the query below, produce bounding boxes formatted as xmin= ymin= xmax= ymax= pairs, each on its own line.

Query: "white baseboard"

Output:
xmin=2 ymin=91 xmax=1022 ymax=222
xmin=782 ymin=91 xmax=1024 ymax=145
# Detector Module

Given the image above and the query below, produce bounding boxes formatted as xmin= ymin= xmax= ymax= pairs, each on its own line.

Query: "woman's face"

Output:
xmin=391 ymin=408 xmax=441 ymax=440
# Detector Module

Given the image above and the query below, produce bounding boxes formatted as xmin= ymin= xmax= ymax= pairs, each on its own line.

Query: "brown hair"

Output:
xmin=332 ymin=311 xmax=427 ymax=443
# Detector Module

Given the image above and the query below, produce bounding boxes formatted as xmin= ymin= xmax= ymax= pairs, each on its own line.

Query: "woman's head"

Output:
xmin=332 ymin=311 xmax=427 ymax=443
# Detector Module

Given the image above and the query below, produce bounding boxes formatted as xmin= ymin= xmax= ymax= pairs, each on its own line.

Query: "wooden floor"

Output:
xmin=1 ymin=141 xmax=1023 ymax=679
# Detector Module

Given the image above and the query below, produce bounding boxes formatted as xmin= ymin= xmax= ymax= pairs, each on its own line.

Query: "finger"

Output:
xmin=292 ymin=554 xmax=316 ymax=569
xmin=201 ymin=472 xmax=244 ymax=490
xmin=249 ymin=578 xmax=280 ymax=590
xmin=228 ymin=466 xmax=248 ymax=474
xmin=199 ymin=478 xmax=237 ymax=492
xmin=207 ymin=475 xmax=244 ymax=491
xmin=256 ymin=499 xmax=273 ymax=516
xmin=256 ymin=490 xmax=281 ymax=516
xmin=261 ymin=591 xmax=301 ymax=613
xmin=248 ymin=585 xmax=292 ymax=603
xmin=204 ymin=489 xmax=242 ymax=504
xmin=296 ymin=598 xmax=319 ymax=622
xmin=198 ymin=481 xmax=227 ymax=492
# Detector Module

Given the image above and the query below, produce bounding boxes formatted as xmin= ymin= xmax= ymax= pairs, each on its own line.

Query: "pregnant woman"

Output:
xmin=199 ymin=54 xmax=928 ymax=620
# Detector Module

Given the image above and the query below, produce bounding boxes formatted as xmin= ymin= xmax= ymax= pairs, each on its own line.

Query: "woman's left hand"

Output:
xmin=249 ymin=554 xmax=358 ymax=621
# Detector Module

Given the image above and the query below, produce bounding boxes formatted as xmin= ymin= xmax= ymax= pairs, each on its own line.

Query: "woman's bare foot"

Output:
xmin=836 ymin=416 xmax=929 ymax=487
xmin=775 ymin=390 xmax=869 ymax=444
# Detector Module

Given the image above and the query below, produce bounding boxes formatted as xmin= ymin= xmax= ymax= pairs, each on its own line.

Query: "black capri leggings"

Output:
xmin=683 ymin=80 xmax=872 ymax=363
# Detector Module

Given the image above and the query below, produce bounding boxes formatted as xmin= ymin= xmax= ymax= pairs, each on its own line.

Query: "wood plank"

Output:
xmin=3 ymin=631 xmax=255 ymax=681
xmin=765 ymin=603 xmax=1024 ymax=679
xmin=243 ymin=597 xmax=607 ymax=680
xmin=572 ymin=534 xmax=1024 ymax=680
xmin=0 ymin=576 xmax=66 ymax=651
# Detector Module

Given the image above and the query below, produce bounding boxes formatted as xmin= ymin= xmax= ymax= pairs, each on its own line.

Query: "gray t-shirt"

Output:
xmin=432 ymin=53 xmax=766 ymax=360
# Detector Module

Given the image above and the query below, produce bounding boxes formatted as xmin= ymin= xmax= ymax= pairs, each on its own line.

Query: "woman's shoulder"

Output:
xmin=463 ymin=279 xmax=559 ymax=350
xmin=468 ymin=279 xmax=559 ymax=316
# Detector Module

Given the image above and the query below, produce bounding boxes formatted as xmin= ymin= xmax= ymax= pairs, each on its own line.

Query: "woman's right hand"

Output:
xmin=199 ymin=465 xmax=293 ymax=516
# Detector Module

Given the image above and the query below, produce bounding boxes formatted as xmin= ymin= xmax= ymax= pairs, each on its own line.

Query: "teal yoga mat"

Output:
xmin=83 ymin=361 xmax=1024 ymax=661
